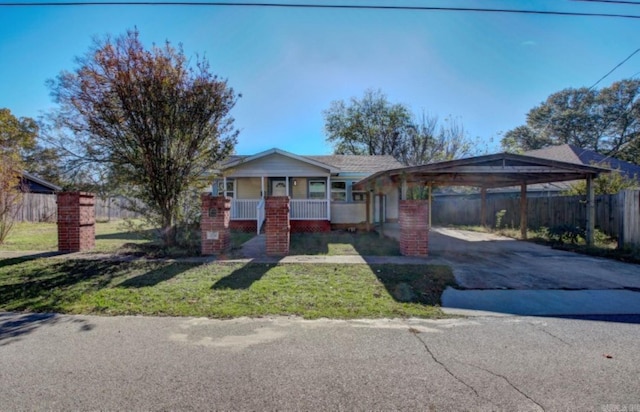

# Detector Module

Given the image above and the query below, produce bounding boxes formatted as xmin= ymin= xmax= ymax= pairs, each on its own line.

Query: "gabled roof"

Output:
xmin=525 ymin=144 xmax=640 ymax=180
xmin=20 ymin=171 xmax=62 ymax=193
xmin=220 ymin=148 xmax=338 ymax=173
xmin=218 ymin=148 xmax=403 ymax=175
xmin=354 ymin=152 xmax=609 ymax=190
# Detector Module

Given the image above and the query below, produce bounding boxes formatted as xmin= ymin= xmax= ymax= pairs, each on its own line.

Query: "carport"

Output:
xmin=354 ymin=152 xmax=609 ymax=247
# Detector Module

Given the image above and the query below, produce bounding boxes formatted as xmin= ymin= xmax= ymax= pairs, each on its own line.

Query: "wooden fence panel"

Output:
xmin=15 ymin=193 xmax=141 ymax=222
xmin=433 ymin=194 xmax=622 ymax=237
xmin=16 ymin=193 xmax=57 ymax=222
xmin=619 ymin=190 xmax=640 ymax=247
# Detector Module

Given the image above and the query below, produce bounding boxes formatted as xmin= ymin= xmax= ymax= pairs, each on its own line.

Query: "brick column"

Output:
xmin=57 ymin=192 xmax=95 ymax=253
xmin=265 ymin=196 xmax=290 ymax=256
xmin=399 ymin=200 xmax=429 ymax=257
xmin=200 ymin=195 xmax=231 ymax=256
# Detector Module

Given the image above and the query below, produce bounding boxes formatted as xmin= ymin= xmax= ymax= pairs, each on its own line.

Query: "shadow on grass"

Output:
xmin=212 ymin=262 xmax=273 ymax=290
xmin=0 ymin=261 xmax=126 ymax=311
xmin=0 ymin=312 xmax=95 ymax=346
xmin=288 ymin=231 xmax=400 ymax=256
xmin=373 ymin=264 xmax=457 ymax=306
xmin=0 ymin=252 xmax=62 ymax=269
xmin=95 ymin=228 xmax=157 ymax=241
xmin=118 ymin=262 xmax=198 ymax=288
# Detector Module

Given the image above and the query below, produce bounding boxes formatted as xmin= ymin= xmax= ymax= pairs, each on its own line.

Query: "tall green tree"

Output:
xmin=502 ymin=79 xmax=640 ymax=164
xmin=0 ymin=108 xmax=38 ymax=244
xmin=324 ymin=89 xmax=412 ymax=158
xmin=0 ymin=108 xmax=37 ymax=158
xmin=324 ymin=90 xmax=476 ymax=166
xmin=48 ymin=29 xmax=239 ymax=246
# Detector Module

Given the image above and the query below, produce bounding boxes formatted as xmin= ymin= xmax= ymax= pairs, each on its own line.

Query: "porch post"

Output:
xmin=378 ymin=192 xmax=384 ymax=236
xmin=261 ymin=176 xmax=265 ymax=198
xmin=285 ymin=176 xmax=290 ymax=197
xmin=327 ymin=175 xmax=331 ymax=221
xmin=401 ymin=178 xmax=407 ymax=200
xmin=586 ymin=174 xmax=595 ymax=246
xmin=480 ymin=187 xmax=487 ymax=228
xmin=223 ymin=176 xmax=227 ymax=197
xmin=428 ymin=182 xmax=433 ymax=228
xmin=365 ymin=191 xmax=371 ymax=231
xmin=520 ymin=183 xmax=528 ymax=239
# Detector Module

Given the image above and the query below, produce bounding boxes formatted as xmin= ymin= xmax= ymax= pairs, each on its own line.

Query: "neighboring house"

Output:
xmin=212 ymin=148 xmax=403 ymax=232
xmin=18 ymin=171 xmax=62 ymax=194
xmin=481 ymin=144 xmax=640 ymax=197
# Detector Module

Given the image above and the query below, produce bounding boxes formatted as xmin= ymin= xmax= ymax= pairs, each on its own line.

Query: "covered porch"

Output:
xmin=215 ymin=175 xmax=332 ymax=233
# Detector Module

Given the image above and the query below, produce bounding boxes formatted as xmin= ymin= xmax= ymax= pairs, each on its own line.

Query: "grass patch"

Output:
xmin=1 ymin=222 xmax=255 ymax=259
xmin=0 ymin=259 xmax=455 ymax=319
xmin=0 ymin=221 xmax=152 ymax=253
xmin=289 ymin=231 xmax=400 ymax=256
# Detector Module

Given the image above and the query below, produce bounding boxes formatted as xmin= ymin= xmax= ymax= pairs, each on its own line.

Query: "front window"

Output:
xmin=217 ymin=179 xmax=235 ymax=198
xmin=331 ymin=181 xmax=347 ymax=201
xmin=309 ymin=180 xmax=326 ymax=199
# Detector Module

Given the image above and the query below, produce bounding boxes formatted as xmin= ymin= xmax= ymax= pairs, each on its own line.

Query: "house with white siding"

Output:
xmin=211 ymin=148 xmax=403 ymax=233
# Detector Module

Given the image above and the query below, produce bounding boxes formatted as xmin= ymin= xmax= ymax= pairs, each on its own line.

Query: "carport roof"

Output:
xmin=353 ymin=152 xmax=610 ymax=190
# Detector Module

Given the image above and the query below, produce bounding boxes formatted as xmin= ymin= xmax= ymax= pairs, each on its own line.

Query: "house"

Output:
xmin=18 ymin=171 xmax=62 ymax=194
xmin=212 ymin=148 xmax=403 ymax=232
xmin=525 ymin=144 xmax=640 ymax=181
xmin=479 ymin=144 xmax=640 ymax=197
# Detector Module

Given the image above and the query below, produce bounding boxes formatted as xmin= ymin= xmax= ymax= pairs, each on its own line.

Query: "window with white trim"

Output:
xmin=308 ymin=180 xmax=326 ymax=199
xmin=331 ymin=181 xmax=347 ymax=201
xmin=217 ymin=179 xmax=235 ymax=198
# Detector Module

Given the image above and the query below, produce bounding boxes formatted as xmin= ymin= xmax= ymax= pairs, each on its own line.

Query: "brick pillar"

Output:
xmin=57 ymin=192 xmax=95 ymax=253
xmin=201 ymin=194 xmax=231 ymax=256
xmin=399 ymin=200 xmax=429 ymax=257
xmin=265 ymin=196 xmax=290 ymax=256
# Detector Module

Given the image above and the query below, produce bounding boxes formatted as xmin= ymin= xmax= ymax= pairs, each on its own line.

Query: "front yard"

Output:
xmin=0 ymin=221 xmax=454 ymax=319
xmin=0 ymin=259 xmax=455 ymax=319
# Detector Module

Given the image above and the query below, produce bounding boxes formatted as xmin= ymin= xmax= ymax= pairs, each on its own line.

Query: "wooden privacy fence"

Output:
xmin=432 ymin=190 xmax=640 ymax=245
xmin=15 ymin=193 xmax=141 ymax=222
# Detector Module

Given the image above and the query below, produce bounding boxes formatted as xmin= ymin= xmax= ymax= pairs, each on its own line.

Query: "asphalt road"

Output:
xmin=1 ymin=312 xmax=639 ymax=411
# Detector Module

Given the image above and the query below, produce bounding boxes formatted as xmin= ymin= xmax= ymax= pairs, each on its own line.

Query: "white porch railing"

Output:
xmin=231 ymin=199 xmax=260 ymax=220
xmin=231 ymin=198 xmax=329 ymax=221
xmin=256 ymin=199 xmax=265 ymax=234
xmin=290 ymin=199 xmax=328 ymax=220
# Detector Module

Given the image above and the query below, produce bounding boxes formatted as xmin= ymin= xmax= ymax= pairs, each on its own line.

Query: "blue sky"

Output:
xmin=1 ymin=0 xmax=640 ymax=155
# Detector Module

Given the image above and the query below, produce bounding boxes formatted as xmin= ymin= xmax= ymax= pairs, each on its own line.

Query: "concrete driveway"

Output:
xmin=422 ymin=227 xmax=640 ymax=316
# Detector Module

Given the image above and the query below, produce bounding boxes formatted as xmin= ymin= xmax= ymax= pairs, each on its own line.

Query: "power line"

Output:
xmin=573 ymin=0 xmax=640 ymax=5
xmin=2 ymin=1 xmax=640 ymax=19
xmin=590 ymin=48 xmax=640 ymax=89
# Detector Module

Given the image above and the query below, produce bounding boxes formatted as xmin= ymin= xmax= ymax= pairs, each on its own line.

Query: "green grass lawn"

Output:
xmin=289 ymin=231 xmax=400 ymax=256
xmin=0 ymin=220 xmax=152 ymax=253
xmin=0 ymin=259 xmax=455 ymax=319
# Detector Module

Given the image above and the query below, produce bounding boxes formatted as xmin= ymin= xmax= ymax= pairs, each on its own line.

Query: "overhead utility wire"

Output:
xmin=589 ymin=48 xmax=640 ymax=89
xmin=3 ymin=1 xmax=640 ymax=19
xmin=573 ymin=0 xmax=640 ymax=5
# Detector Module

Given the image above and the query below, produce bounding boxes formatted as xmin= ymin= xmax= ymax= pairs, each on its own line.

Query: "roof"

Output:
xmin=219 ymin=148 xmax=403 ymax=175
xmin=353 ymin=152 xmax=609 ymax=190
xmin=20 ymin=171 xmax=62 ymax=193
xmin=526 ymin=144 xmax=640 ymax=180
xmin=305 ymin=155 xmax=403 ymax=174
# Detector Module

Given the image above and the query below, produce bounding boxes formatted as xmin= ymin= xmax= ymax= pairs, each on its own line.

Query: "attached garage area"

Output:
xmin=354 ymin=152 xmax=609 ymax=251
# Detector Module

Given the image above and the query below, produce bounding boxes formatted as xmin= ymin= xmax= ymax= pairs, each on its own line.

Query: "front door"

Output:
xmin=271 ymin=180 xmax=287 ymax=196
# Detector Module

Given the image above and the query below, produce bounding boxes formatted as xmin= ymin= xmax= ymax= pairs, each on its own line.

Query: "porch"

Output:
xmin=230 ymin=198 xmax=329 ymax=220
